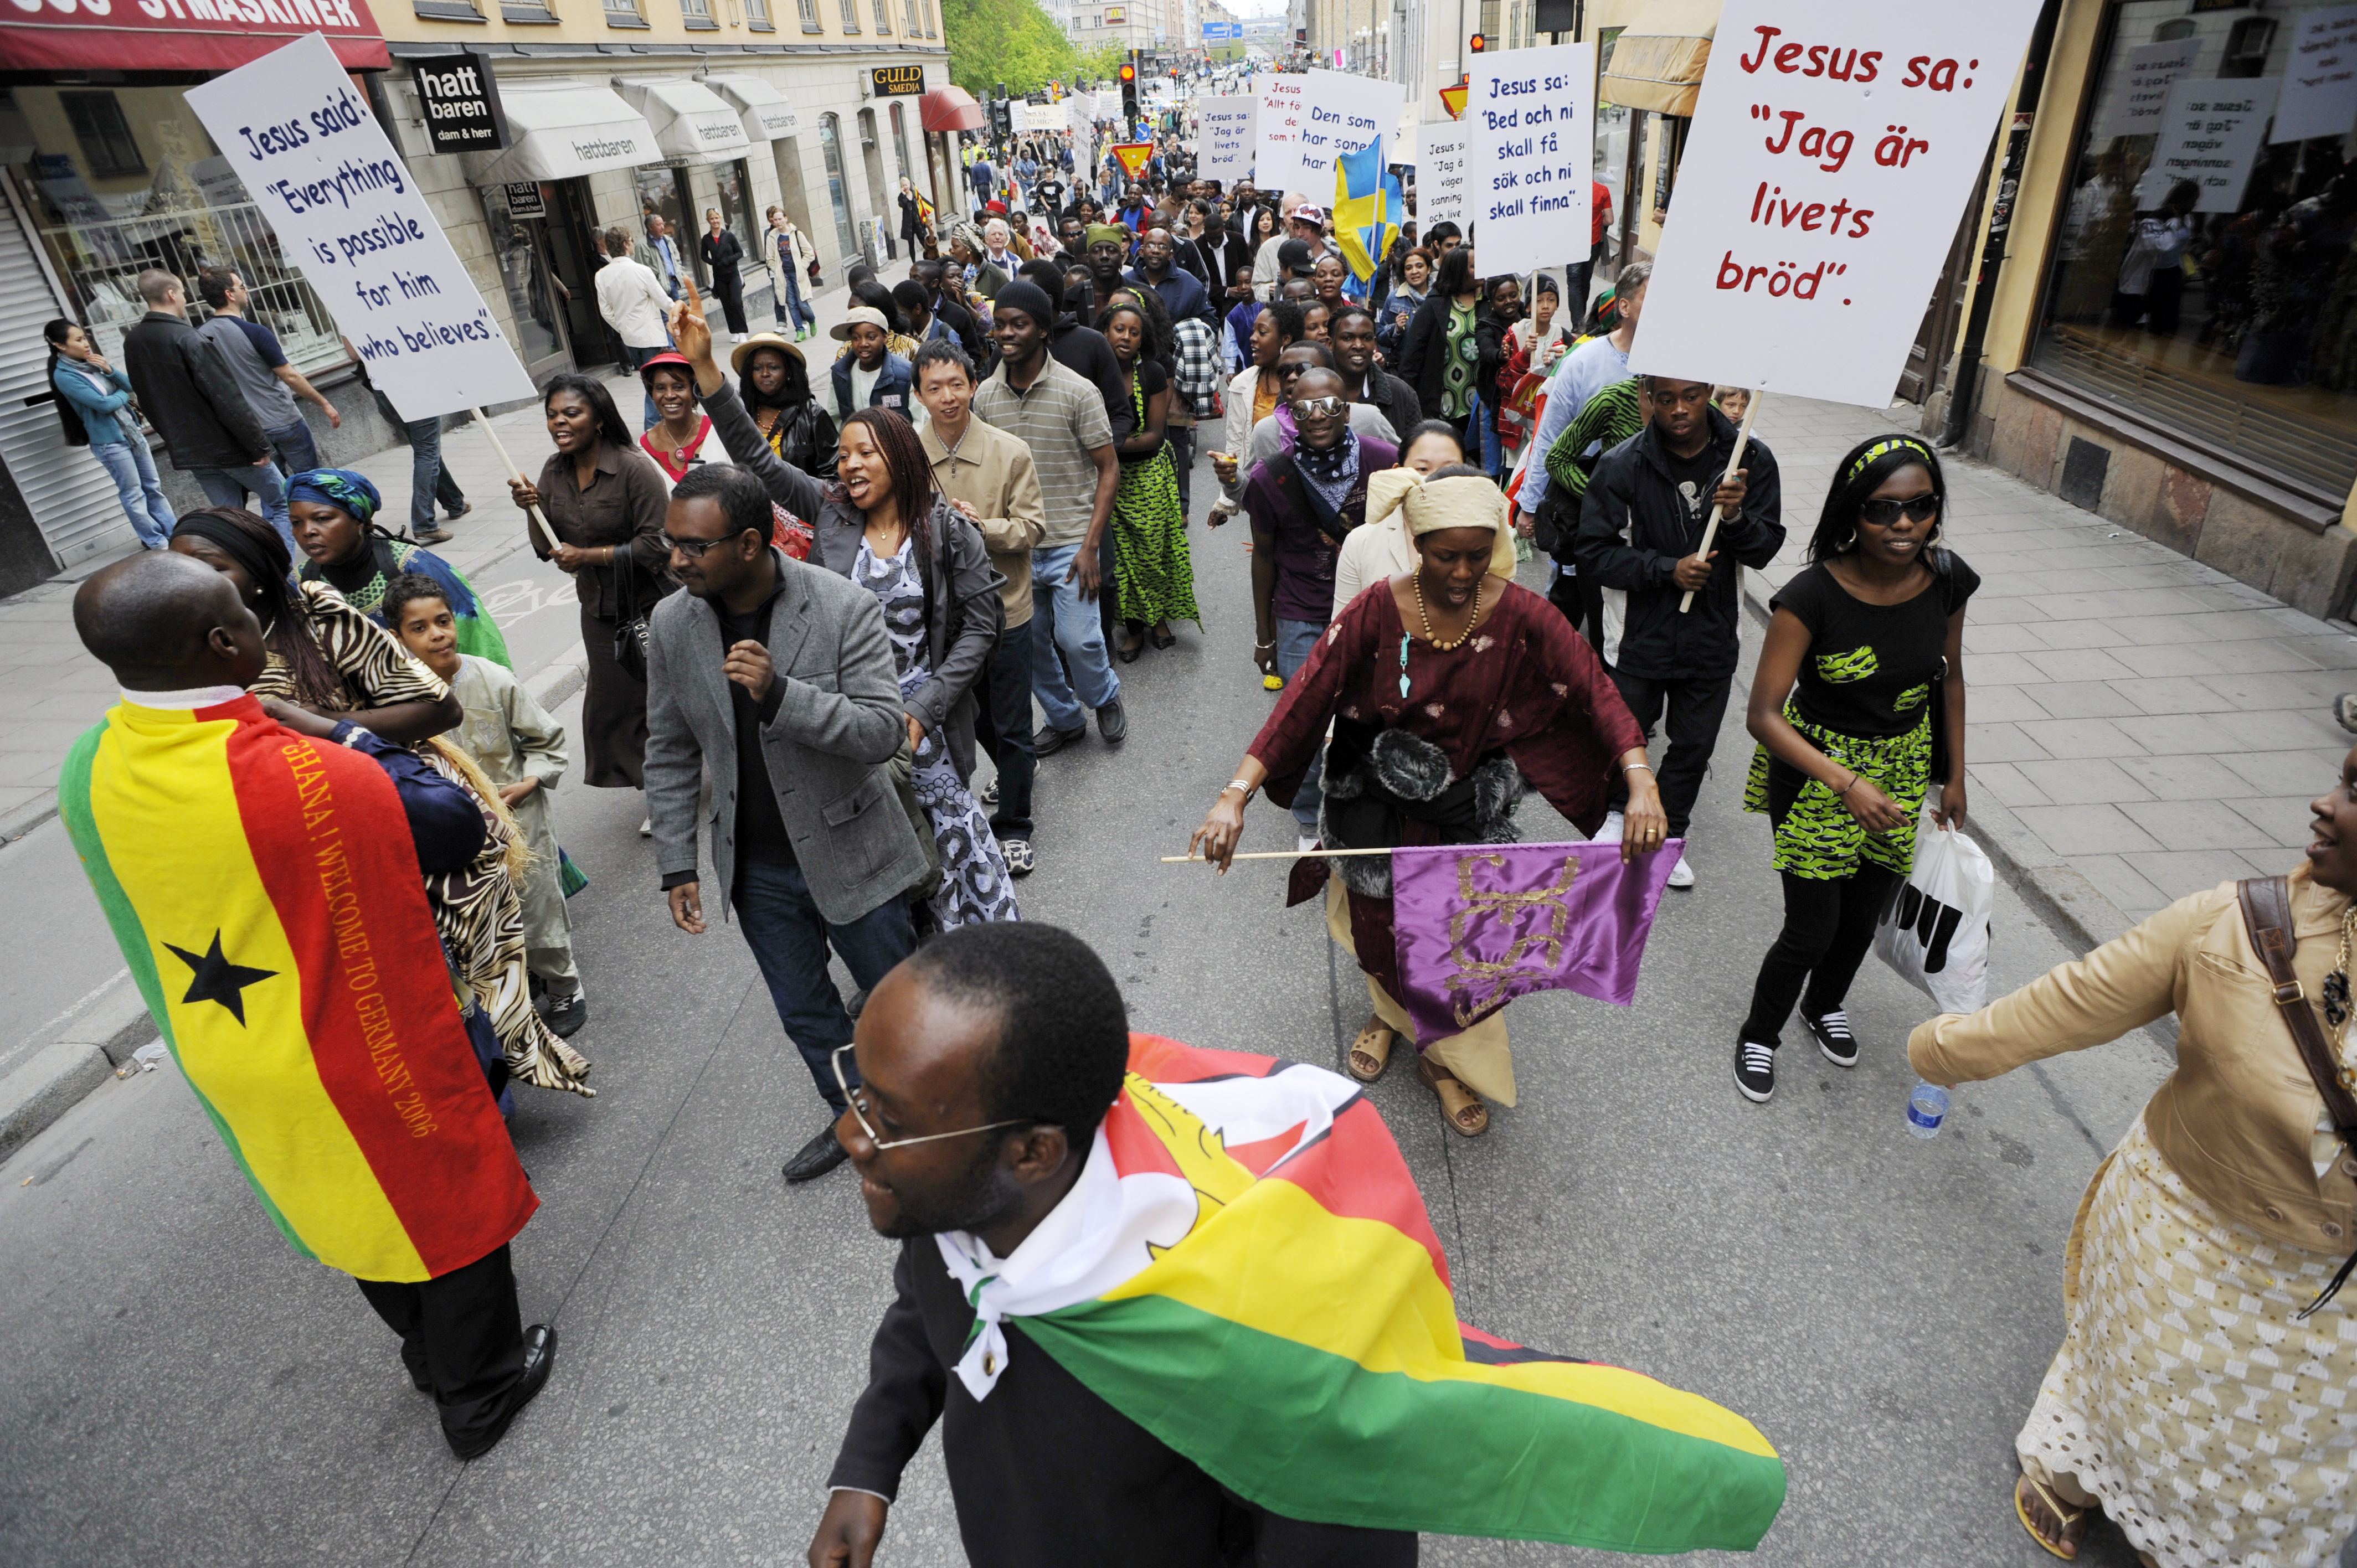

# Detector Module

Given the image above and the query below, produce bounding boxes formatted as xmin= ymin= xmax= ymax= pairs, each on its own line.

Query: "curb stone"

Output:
xmin=0 ymin=1044 xmax=113 ymax=1167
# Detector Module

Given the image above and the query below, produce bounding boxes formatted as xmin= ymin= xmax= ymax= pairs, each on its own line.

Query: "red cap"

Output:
xmin=985 ymin=199 xmax=1008 ymax=214
xmin=636 ymin=350 xmax=694 ymax=383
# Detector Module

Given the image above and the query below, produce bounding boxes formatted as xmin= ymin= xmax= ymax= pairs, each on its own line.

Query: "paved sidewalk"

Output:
xmin=1749 ymin=394 xmax=2357 ymax=948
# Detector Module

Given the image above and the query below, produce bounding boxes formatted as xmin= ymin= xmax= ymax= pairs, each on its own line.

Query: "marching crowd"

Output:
xmin=47 ymin=114 xmax=2357 ymax=1568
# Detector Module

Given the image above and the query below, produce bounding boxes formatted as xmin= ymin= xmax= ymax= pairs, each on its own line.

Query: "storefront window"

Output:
xmin=819 ymin=114 xmax=859 ymax=260
xmin=2030 ymin=0 xmax=2357 ymax=501
xmin=9 ymin=82 xmax=344 ymax=375
xmin=478 ymin=182 xmax=568 ymax=378
xmin=890 ymin=102 xmax=913 ymax=185
xmin=713 ymin=157 xmax=762 ymax=286
xmin=634 ymin=163 xmax=694 ymax=280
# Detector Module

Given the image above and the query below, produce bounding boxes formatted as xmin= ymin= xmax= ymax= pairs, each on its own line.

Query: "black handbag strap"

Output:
xmin=2237 ymin=874 xmax=2357 ymax=1318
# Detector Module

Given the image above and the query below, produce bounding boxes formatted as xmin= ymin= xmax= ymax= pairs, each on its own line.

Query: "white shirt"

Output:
xmin=595 ymin=256 xmax=673 ymax=350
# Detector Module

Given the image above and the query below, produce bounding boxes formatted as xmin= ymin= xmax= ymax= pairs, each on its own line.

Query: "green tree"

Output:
xmin=1078 ymin=42 xmax=1129 ymax=83
xmin=940 ymin=0 xmax=1081 ymax=98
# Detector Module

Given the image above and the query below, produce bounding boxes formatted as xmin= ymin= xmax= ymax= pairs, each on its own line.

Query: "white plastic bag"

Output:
xmin=1873 ymin=812 xmax=1993 ymax=1014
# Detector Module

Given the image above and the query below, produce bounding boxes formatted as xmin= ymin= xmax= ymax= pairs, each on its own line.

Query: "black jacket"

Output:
xmin=1355 ymin=369 xmax=1424 ymax=445
xmin=828 ymin=1239 xmax=1417 ymax=1568
xmin=1474 ymin=301 xmax=1523 ymax=406
xmin=1573 ymin=406 xmax=1785 ymax=682
xmin=1049 ymin=314 xmax=1136 ymax=441
xmin=1393 ymin=291 xmax=1470 ymax=424
xmin=122 ymin=310 xmax=266 ymax=472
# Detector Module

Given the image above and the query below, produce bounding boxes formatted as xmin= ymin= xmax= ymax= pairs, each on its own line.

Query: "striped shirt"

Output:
xmin=972 ymin=357 xmax=1114 ymax=548
xmin=1544 ymin=376 xmax=1646 ymax=504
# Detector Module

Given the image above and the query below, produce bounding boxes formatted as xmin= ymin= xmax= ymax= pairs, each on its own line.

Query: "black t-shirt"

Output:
xmin=1662 ymin=444 xmax=1723 ymax=540
xmin=1772 ymin=555 xmax=1980 ymax=737
xmin=724 ymin=595 xmax=796 ymax=873
xmin=1118 ymin=359 xmax=1168 ymax=465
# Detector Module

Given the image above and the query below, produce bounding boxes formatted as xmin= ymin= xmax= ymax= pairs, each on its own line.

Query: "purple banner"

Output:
xmin=1390 ymin=840 xmax=1683 ymax=1045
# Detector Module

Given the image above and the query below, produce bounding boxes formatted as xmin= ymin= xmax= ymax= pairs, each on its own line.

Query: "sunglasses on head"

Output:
xmin=1859 ymin=494 xmax=1941 ymax=527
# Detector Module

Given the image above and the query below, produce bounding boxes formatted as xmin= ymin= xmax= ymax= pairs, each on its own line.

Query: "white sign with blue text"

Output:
xmin=186 ymin=33 xmax=540 ymax=421
xmin=1466 ymin=43 xmax=1594 ymax=277
xmin=1630 ymin=0 xmax=2042 ymax=407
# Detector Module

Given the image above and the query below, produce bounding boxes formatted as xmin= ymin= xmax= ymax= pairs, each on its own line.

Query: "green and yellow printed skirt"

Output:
xmin=1742 ymin=703 xmax=1933 ymax=881
xmin=1111 ymin=449 xmax=1202 ymax=631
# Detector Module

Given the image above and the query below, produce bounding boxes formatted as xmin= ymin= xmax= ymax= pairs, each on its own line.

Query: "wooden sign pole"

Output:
xmin=1677 ymin=389 xmax=1764 ymax=614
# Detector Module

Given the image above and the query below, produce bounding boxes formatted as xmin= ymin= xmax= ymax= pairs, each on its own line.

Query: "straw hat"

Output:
xmin=729 ymin=331 xmax=805 ymax=375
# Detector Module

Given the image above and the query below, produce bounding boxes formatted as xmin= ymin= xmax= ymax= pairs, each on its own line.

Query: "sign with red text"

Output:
xmin=1628 ymin=0 xmax=2042 ymax=407
xmin=1466 ymin=42 xmax=1593 ymax=277
xmin=186 ymin=34 xmax=538 ymax=420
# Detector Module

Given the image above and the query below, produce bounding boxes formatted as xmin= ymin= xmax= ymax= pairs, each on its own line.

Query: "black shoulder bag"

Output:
xmin=2238 ymin=874 xmax=2357 ymax=1318
xmin=610 ymin=553 xmax=651 ymax=683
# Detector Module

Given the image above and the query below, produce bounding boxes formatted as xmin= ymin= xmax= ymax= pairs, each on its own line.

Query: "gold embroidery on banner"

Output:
xmin=1442 ymin=852 xmax=1580 ymax=1027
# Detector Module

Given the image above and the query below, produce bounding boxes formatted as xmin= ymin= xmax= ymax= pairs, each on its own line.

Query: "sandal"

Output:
xmin=2014 ymin=1473 xmax=2087 ymax=1561
xmin=1346 ymin=1019 xmax=1394 ymax=1082
xmin=1416 ymin=1055 xmax=1489 ymax=1137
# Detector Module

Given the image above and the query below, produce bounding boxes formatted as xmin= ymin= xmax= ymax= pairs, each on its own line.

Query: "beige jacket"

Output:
xmin=1909 ymin=865 xmax=2357 ymax=1255
xmin=923 ymin=417 xmax=1045 ymax=627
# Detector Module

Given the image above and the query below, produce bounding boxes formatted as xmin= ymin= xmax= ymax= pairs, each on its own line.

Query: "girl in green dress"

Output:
xmin=1098 ymin=294 xmax=1202 ymax=657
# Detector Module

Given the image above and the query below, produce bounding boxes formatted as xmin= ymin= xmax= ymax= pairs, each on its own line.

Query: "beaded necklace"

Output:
xmin=1398 ymin=575 xmax=1485 ymax=698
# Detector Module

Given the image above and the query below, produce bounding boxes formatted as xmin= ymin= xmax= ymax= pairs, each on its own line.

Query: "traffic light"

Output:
xmin=1120 ymin=57 xmax=1139 ymax=121
xmin=1468 ymin=31 xmax=1486 ymax=50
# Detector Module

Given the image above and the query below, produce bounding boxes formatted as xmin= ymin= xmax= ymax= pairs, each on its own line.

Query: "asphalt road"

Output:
xmin=0 ymin=446 xmax=2162 ymax=1567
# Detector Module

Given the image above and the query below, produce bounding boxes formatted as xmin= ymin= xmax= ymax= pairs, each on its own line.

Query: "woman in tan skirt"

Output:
xmin=1910 ymin=745 xmax=2357 ymax=1566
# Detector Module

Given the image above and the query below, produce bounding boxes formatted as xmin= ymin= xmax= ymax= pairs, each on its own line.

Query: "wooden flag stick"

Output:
xmin=472 ymin=409 xmax=558 ymax=556
xmin=1677 ymin=389 xmax=1764 ymax=615
xmin=1161 ymin=848 xmax=1396 ymax=863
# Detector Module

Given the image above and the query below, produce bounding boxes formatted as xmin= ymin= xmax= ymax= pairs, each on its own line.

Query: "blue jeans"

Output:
xmin=774 ymin=262 xmax=816 ymax=329
xmin=265 ymin=417 xmax=319 ymax=480
xmin=621 ymin=343 xmax=665 ymax=429
xmin=405 ymin=416 xmax=466 ymax=534
xmin=1029 ymin=540 xmax=1121 ymax=733
xmin=90 ymin=439 xmax=175 ymax=548
xmin=1275 ymin=617 xmax=1327 ymax=836
xmin=732 ymin=855 xmax=915 ymax=1111
xmin=193 ymin=460 xmax=293 ymax=556
xmin=1471 ymin=387 xmax=1502 ymax=479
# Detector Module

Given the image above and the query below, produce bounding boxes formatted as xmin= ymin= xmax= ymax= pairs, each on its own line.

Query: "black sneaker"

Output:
xmin=542 ymin=989 xmax=588 ymax=1039
xmin=1735 ymin=1040 xmax=1777 ymax=1103
xmin=1805 ymin=1009 xmax=1859 ymax=1068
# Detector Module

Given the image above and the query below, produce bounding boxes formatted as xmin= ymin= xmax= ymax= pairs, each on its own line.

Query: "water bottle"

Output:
xmin=1906 ymin=1082 xmax=1950 ymax=1139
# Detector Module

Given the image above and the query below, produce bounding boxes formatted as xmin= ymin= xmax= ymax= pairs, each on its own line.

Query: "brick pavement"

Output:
xmin=1749 ymin=394 xmax=2357 ymax=947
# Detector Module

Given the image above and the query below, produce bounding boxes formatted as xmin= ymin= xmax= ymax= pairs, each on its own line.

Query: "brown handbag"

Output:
xmin=2236 ymin=875 xmax=2357 ymax=1317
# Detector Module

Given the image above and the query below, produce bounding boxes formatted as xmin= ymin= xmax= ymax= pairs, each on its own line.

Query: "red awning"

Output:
xmin=0 ymin=6 xmax=389 ymax=74
xmin=920 ymin=85 xmax=985 ymax=134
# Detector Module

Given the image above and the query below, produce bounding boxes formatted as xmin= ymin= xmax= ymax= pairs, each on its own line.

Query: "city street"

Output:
xmin=0 ymin=434 xmax=2178 ymax=1567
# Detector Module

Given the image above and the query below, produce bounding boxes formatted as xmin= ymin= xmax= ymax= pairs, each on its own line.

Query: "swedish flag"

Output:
xmin=1333 ymin=136 xmax=1405 ymax=285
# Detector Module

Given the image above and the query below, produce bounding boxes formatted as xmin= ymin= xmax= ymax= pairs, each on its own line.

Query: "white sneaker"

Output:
xmin=639 ymin=816 xmax=652 ymax=838
xmin=1594 ymin=810 xmax=1624 ymax=844
xmin=1296 ymin=834 xmax=1320 ymax=853
xmin=1667 ymin=855 xmax=1695 ymax=889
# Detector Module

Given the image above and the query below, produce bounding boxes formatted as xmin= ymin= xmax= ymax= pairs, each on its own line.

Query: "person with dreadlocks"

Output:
xmin=676 ymin=298 xmax=1018 ymax=932
xmin=167 ymin=508 xmax=593 ymax=1098
xmin=286 ymin=468 xmax=510 ymax=668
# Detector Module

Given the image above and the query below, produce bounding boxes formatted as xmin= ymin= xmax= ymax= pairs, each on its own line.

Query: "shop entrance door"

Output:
xmin=480 ymin=179 xmax=578 ymax=382
xmin=543 ymin=178 xmax=618 ymax=372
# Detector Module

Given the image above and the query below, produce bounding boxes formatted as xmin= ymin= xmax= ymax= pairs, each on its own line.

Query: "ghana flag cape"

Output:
xmin=938 ymin=1035 xmax=1785 ymax=1552
xmin=59 ymin=694 xmax=537 ymax=1283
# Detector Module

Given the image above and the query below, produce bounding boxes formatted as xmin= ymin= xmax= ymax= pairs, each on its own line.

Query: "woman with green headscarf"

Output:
xmin=288 ymin=467 xmax=512 ymax=669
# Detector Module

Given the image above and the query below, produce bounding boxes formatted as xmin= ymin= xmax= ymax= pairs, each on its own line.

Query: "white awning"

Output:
xmin=703 ymin=74 xmax=800 ymax=142
xmin=464 ymin=80 xmax=659 ymax=185
xmin=614 ymin=77 xmax=754 ymax=163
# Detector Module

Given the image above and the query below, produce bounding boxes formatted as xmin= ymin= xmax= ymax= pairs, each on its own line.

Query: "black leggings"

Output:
xmin=1740 ymin=862 xmax=1902 ymax=1047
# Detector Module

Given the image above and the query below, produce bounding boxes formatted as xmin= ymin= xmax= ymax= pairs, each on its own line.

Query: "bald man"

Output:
xmin=61 ymin=553 xmax=557 ymax=1459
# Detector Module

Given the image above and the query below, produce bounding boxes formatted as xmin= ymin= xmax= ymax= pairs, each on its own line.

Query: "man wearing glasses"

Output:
xmin=644 ymin=464 xmax=932 ymax=1185
xmin=1572 ymin=376 xmax=1784 ymax=893
xmin=809 ymin=922 xmax=1416 ymax=1568
xmin=1238 ymin=365 xmax=1397 ymax=851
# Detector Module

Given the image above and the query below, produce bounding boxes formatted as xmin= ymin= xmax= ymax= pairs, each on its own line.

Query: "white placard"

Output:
xmin=2275 ymin=4 xmax=2357 ymax=143
xmin=1291 ymin=70 xmax=1406 ymax=203
xmin=1200 ymin=93 xmax=1259 ymax=183
xmin=2135 ymin=76 xmax=2282 ymax=210
xmin=1466 ymin=43 xmax=1593 ymax=276
xmin=2093 ymin=39 xmax=2202 ymax=140
xmin=184 ymin=35 xmax=537 ymax=420
xmin=1255 ymin=72 xmax=1312 ymax=194
xmin=1630 ymin=0 xmax=2043 ymax=407
xmin=1416 ymin=123 xmax=1470 ymax=229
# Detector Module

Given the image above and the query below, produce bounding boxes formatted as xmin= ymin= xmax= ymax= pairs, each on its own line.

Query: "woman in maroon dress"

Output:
xmin=1191 ymin=466 xmax=1664 ymax=1136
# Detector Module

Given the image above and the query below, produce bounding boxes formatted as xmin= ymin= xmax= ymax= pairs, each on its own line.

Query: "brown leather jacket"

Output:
xmin=1909 ymin=865 xmax=2357 ymax=1255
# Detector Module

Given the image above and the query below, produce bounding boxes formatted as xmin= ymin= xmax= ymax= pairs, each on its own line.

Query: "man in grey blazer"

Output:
xmin=646 ymin=465 xmax=930 ymax=1184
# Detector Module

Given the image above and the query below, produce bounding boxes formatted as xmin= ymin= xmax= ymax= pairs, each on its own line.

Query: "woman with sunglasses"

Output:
xmin=1732 ymin=435 xmax=1975 ymax=1104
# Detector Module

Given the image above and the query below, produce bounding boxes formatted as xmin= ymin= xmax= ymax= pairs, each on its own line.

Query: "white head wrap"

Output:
xmin=1363 ymin=468 xmax=1519 ymax=579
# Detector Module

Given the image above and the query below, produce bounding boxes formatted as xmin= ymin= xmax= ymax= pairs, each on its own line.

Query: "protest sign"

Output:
xmin=2275 ymin=4 xmax=2357 ymax=144
xmin=2092 ymin=39 xmax=2201 ymax=140
xmin=1629 ymin=0 xmax=2042 ymax=408
xmin=1200 ymin=94 xmax=1258 ymax=184
xmin=1256 ymin=72 xmax=1311 ymax=193
xmin=1465 ymin=43 xmax=1593 ymax=276
xmin=1291 ymin=69 xmax=1406 ymax=202
xmin=2135 ymin=75 xmax=2281 ymax=210
xmin=185 ymin=34 xmax=537 ymax=421
xmin=1417 ymin=122 xmax=1470 ymax=229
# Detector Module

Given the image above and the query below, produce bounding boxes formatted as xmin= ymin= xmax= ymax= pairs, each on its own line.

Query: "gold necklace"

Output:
xmin=1412 ymin=572 xmax=1485 ymax=651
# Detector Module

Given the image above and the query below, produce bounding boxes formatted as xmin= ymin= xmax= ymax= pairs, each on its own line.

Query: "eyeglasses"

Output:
xmin=832 ymin=1044 xmax=1031 ymax=1152
xmin=1859 ymin=495 xmax=1942 ymax=527
xmin=661 ymin=532 xmax=754 ymax=559
xmin=1292 ymin=395 xmax=1348 ymax=419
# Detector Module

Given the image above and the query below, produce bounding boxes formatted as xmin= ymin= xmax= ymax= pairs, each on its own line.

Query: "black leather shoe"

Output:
xmin=1032 ymin=723 xmax=1086 ymax=757
xmin=783 ymin=1126 xmax=850 ymax=1184
xmin=446 ymin=1324 xmax=555 ymax=1461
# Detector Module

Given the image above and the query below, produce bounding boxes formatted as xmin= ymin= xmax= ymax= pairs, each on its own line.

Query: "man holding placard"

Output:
xmin=1573 ymin=379 xmax=1782 ymax=891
